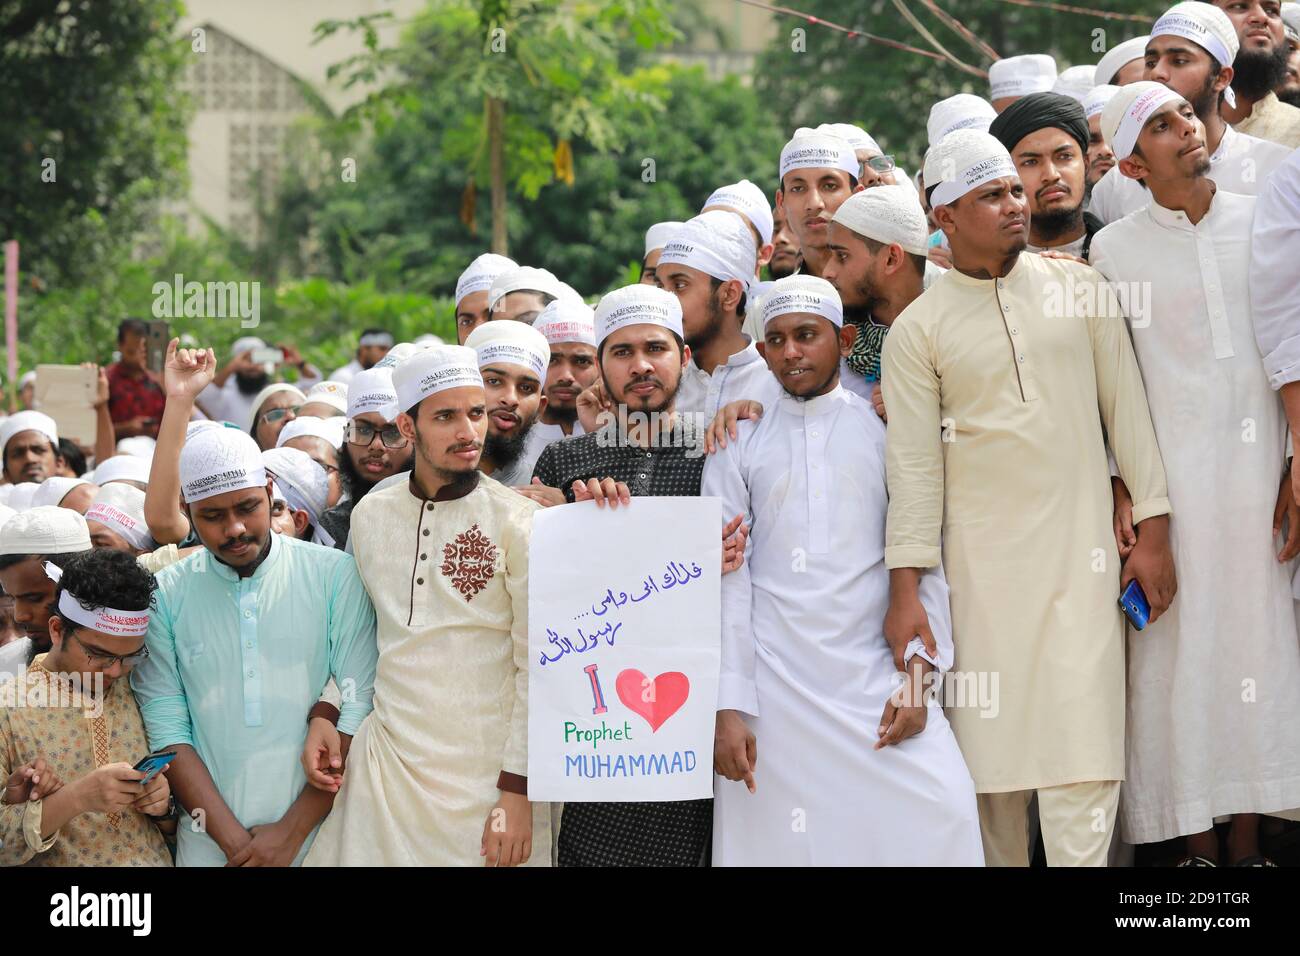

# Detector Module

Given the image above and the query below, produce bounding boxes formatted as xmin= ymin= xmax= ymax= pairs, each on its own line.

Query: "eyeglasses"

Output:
xmin=259 ymin=405 xmax=301 ymax=425
xmin=70 ymin=631 xmax=150 ymax=669
xmin=865 ymin=155 xmax=896 ymax=173
xmin=347 ymin=420 xmax=408 ymax=449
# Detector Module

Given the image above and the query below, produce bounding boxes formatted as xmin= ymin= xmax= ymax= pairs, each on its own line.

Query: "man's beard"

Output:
xmin=768 ymin=252 xmax=799 ymax=280
xmin=837 ymin=271 xmax=883 ymax=320
xmin=339 ymin=442 xmax=412 ymax=500
xmin=1279 ymin=86 xmax=1300 ymax=107
xmin=1031 ymin=200 xmax=1084 ymax=244
xmin=605 ymin=368 xmax=682 ymax=417
xmin=686 ymin=292 xmax=729 ymax=352
xmin=235 ymin=371 xmax=269 ymax=394
xmin=485 ymin=425 xmax=531 ymax=471
xmin=1189 ymin=68 xmax=1221 ymax=121
xmin=1233 ymin=45 xmax=1290 ymax=99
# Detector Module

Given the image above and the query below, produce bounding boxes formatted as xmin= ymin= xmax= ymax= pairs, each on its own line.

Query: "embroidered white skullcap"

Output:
xmin=0 ymin=411 xmax=58 ymax=455
xmin=927 ymin=94 xmax=997 ymax=147
xmin=644 ymin=222 xmax=685 ymax=257
xmin=1082 ymin=84 xmax=1122 ymax=120
xmin=989 ymin=54 xmax=1058 ymax=101
xmin=486 ymin=266 xmax=568 ymax=313
xmin=759 ymin=275 xmax=843 ymax=329
xmin=261 ymin=447 xmax=329 ymax=527
xmin=1053 ymin=65 xmax=1098 ymax=103
xmin=85 ymin=483 xmax=153 ymax=552
xmin=1095 ymin=36 xmax=1150 ymax=86
xmin=465 ymin=320 xmax=551 ymax=381
xmin=178 ymin=426 xmax=268 ymax=504
xmin=346 ymin=367 xmax=399 ymax=421
xmin=1151 ymin=2 xmax=1239 ymax=107
xmin=5 ymin=483 xmax=41 ymax=512
xmin=304 ymin=380 xmax=348 ymax=414
xmin=455 ymin=253 xmax=517 ymax=306
xmin=831 ymin=185 xmax=930 ymax=257
xmin=391 ymin=344 xmax=484 ymax=412
xmin=244 ymin=383 xmax=306 ymax=432
xmin=533 ymin=300 xmax=597 ymax=347
xmin=1101 ymin=80 xmax=1187 ymax=161
xmin=557 ymin=282 xmax=585 ymax=306
xmin=924 ymin=130 xmax=1018 ymax=207
xmin=779 ymin=130 xmax=859 ymax=182
xmin=277 ymin=415 xmax=346 ymax=450
xmin=230 ymin=336 xmax=266 ymax=358
xmin=31 ymin=476 xmax=94 ymax=510
xmin=594 ymin=285 xmax=684 ymax=345
xmin=115 ymin=436 xmax=156 ymax=460
xmin=816 ymin=122 xmax=882 ymax=156
xmin=701 ymin=180 xmax=774 ymax=246
xmin=374 ymin=341 xmax=422 ymax=370
xmin=91 ymin=454 xmax=152 ymax=487
xmin=657 ymin=211 xmax=757 ymax=292
xmin=0 ymin=506 xmax=92 ymax=555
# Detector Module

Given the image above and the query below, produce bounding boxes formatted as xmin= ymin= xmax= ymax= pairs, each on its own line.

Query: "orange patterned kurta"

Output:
xmin=1 ymin=656 xmax=171 ymax=867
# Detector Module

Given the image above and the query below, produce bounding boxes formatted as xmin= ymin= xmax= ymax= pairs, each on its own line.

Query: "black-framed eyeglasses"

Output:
xmin=347 ymin=420 xmax=408 ymax=449
xmin=70 ymin=631 xmax=150 ymax=668
xmin=260 ymin=405 xmax=301 ymax=425
xmin=865 ymin=155 xmax=896 ymax=173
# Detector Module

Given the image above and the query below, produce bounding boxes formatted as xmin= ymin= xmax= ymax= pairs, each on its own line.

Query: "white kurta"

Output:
xmin=701 ymin=384 xmax=983 ymax=866
xmin=1249 ymin=146 xmax=1300 ymax=389
xmin=676 ymin=337 xmax=782 ymax=424
xmin=1090 ymin=191 xmax=1300 ymax=843
xmin=1089 ymin=126 xmax=1291 ymax=225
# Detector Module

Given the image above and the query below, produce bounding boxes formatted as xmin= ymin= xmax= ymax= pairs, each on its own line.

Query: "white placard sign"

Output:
xmin=527 ymin=496 xmax=721 ymax=802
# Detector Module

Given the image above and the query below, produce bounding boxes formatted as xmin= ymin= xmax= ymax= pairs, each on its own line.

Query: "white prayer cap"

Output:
xmin=0 ymin=411 xmax=58 ymax=455
xmin=557 ymin=282 xmax=586 ymax=306
xmin=244 ymin=383 xmax=306 ymax=431
xmin=91 ymin=454 xmax=152 ymax=487
xmin=186 ymin=420 xmax=222 ymax=438
xmin=374 ymin=341 xmax=422 ymax=370
xmin=231 ymin=336 xmax=266 ymax=358
xmin=0 ymin=484 xmax=12 ymax=507
xmin=927 ymin=94 xmax=997 ymax=147
xmin=85 ymin=484 xmax=153 ymax=552
xmin=304 ymin=380 xmax=349 ymax=414
xmin=831 ymin=185 xmax=930 ymax=257
xmin=924 ymin=130 xmax=1018 ymax=207
xmin=815 ymin=122 xmax=882 ymax=156
xmin=413 ymin=333 xmax=444 ymax=346
xmin=6 ymin=483 xmax=40 ymax=512
xmin=594 ymin=285 xmax=684 ymax=346
xmin=1095 ymin=36 xmax=1150 ymax=86
xmin=657 ymin=211 xmax=757 ymax=292
xmin=358 ymin=330 xmax=395 ymax=348
xmin=346 ymin=367 xmax=399 ymax=421
xmin=261 ymin=447 xmax=329 ymax=527
xmin=1101 ymin=80 xmax=1186 ymax=161
xmin=486 ymin=266 xmax=568 ymax=313
xmin=31 ymin=476 xmax=94 ymax=510
xmin=1284 ymin=3 xmax=1300 ymax=37
xmin=989 ymin=54 xmax=1058 ymax=101
xmin=277 ymin=415 xmax=346 ymax=450
xmin=0 ymin=504 xmax=13 ymax=530
xmin=1151 ymin=2 xmax=1239 ymax=106
xmin=533 ymin=300 xmax=597 ymax=347
xmin=779 ymin=130 xmax=859 ymax=182
xmin=115 ymin=436 xmax=156 ymax=460
xmin=0 ymin=506 xmax=92 ymax=555
xmin=391 ymin=344 xmax=484 ymax=413
xmin=701 ymin=180 xmax=774 ymax=246
xmin=465 ymin=320 xmax=551 ymax=381
xmin=18 ymin=370 xmax=36 ymax=390
xmin=178 ymin=426 xmax=268 ymax=504
xmin=759 ymin=275 xmax=843 ymax=329
xmin=1082 ymin=84 xmax=1122 ymax=119
xmin=644 ymin=221 xmax=685 ymax=257
xmin=1053 ymin=65 xmax=1098 ymax=103
xmin=455 ymin=253 xmax=517 ymax=306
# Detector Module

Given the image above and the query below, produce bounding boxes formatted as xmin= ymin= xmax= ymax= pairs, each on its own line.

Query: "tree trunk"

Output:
xmin=488 ymin=95 xmax=507 ymax=255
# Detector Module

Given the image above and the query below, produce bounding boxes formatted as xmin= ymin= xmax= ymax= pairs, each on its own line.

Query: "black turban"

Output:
xmin=989 ymin=91 xmax=1089 ymax=156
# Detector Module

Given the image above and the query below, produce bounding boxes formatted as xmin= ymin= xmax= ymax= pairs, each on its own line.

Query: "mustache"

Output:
xmin=1035 ymin=182 xmax=1071 ymax=200
xmin=447 ymin=440 xmax=483 ymax=454
xmin=219 ymin=534 xmax=259 ymax=551
xmin=488 ymin=406 xmax=521 ymax=424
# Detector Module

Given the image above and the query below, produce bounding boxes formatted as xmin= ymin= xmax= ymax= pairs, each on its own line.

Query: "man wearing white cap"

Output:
xmin=1 ymin=411 xmax=63 ymax=485
xmin=276 ymin=417 xmax=346 ymax=508
xmin=640 ymin=222 xmax=684 ymax=287
xmin=262 ymin=446 xmax=333 ymax=547
xmin=91 ymin=453 xmax=152 ymax=491
xmin=1278 ymin=2 xmax=1300 ymax=105
xmin=303 ymin=343 xmax=549 ymax=867
xmin=29 ymin=475 xmax=97 ymax=514
xmin=775 ymin=129 xmax=861 ymax=280
xmin=883 ymin=128 xmax=1173 ymax=866
xmin=455 ymin=253 xmax=518 ymax=343
xmin=702 ymin=179 xmax=775 ymax=274
xmin=1090 ymin=81 xmax=1300 ymax=866
xmin=196 ymin=337 xmax=321 ymax=428
xmin=328 ymin=328 xmax=394 ymax=385
xmin=464 ymin=320 xmax=551 ymax=485
xmin=1082 ymin=85 xmax=1122 ymax=192
xmin=815 ymin=122 xmax=906 ymax=189
xmin=0 ymin=507 xmax=92 ymax=683
xmin=927 ymin=94 xmax=998 ymax=148
xmin=1053 ymin=65 xmax=1098 ymax=103
xmin=656 ymin=212 xmax=781 ymax=423
xmin=130 ymin=418 xmax=378 ymax=867
xmin=487 ymin=266 xmax=569 ymax=325
xmin=1096 ymin=36 xmax=1151 ymax=87
xmin=1213 ymin=0 xmax=1300 ymax=146
xmin=705 ymin=275 xmax=982 ymax=866
xmin=299 ymin=380 xmax=349 ymax=420
xmin=989 ymin=53 xmax=1059 ymax=112
xmin=1090 ymin=1 xmax=1292 ymax=225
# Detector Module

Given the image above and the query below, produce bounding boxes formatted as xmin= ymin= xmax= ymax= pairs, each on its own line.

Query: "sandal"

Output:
xmin=1176 ymin=855 xmax=1218 ymax=867
xmin=1231 ymin=855 xmax=1279 ymax=867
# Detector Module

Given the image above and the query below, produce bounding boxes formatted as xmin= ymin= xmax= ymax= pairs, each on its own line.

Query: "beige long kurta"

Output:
xmin=881 ymin=252 xmax=1170 ymax=793
xmin=305 ymin=474 xmax=551 ymax=865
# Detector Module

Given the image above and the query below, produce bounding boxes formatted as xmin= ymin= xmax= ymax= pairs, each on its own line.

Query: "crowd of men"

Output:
xmin=3 ymin=0 xmax=1300 ymax=867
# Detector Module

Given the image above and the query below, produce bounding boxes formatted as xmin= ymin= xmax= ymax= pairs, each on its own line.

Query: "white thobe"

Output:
xmin=676 ymin=337 xmax=782 ymax=424
xmin=1091 ymin=190 xmax=1300 ymax=843
xmin=1089 ymin=126 xmax=1291 ymax=225
xmin=197 ymin=371 xmax=321 ymax=426
xmin=1249 ymin=146 xmax=1300 ymax=389
xmin=701 ymin=383 xmax=984 ymax=866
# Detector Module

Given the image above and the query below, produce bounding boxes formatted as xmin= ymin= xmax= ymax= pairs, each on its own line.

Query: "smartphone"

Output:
xmin=146 ymin=320 xmax=169 ymax=374
xmin=250 ymin=347 xmax=284 ymax=366
xmin=1118 ymin=579 xmax=1150 ymax=631
xmin=133 ymin=750 xmax=177 ymax=785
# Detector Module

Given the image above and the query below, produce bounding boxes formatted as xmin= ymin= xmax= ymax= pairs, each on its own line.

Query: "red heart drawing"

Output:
xmin=615 ymin=669 xmax=690 ymax=733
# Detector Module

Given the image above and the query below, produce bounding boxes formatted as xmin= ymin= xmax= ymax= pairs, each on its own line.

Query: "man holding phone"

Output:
xmin=106 ymin=320 xmax=166 ymax=440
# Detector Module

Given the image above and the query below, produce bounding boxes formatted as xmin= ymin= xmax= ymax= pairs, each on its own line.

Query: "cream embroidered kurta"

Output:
xmin=1233 ymin=92 xmax=1300 ymax=149
xmin=702 ymin=384 xmax=983 ymax=866
xmin=305 ymin=474 xmax=551 ymax=866
xmin=1091 ymin=191 xmax=1300 ymax=843
xmin=881 ymin=252 xmax=1170 ymax=793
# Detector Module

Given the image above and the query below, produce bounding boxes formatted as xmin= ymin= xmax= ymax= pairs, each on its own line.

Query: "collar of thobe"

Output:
xmin=1208 ymin=124 xmax=1236 ymax=164
xmin=407 ymin=469 xmax=480 ymax=503
xmin=1146 ymin=183 xmax=1219 ymax=232
xmin=777 ymin=382 xmax=849 ymax=417
xmin=687 ymin=337 xmax=764 ymax=377
xmin=944 ymin=252 xmax=1029 ymax=289
xmin=209 ymin=531 xmax=282 ymax=582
